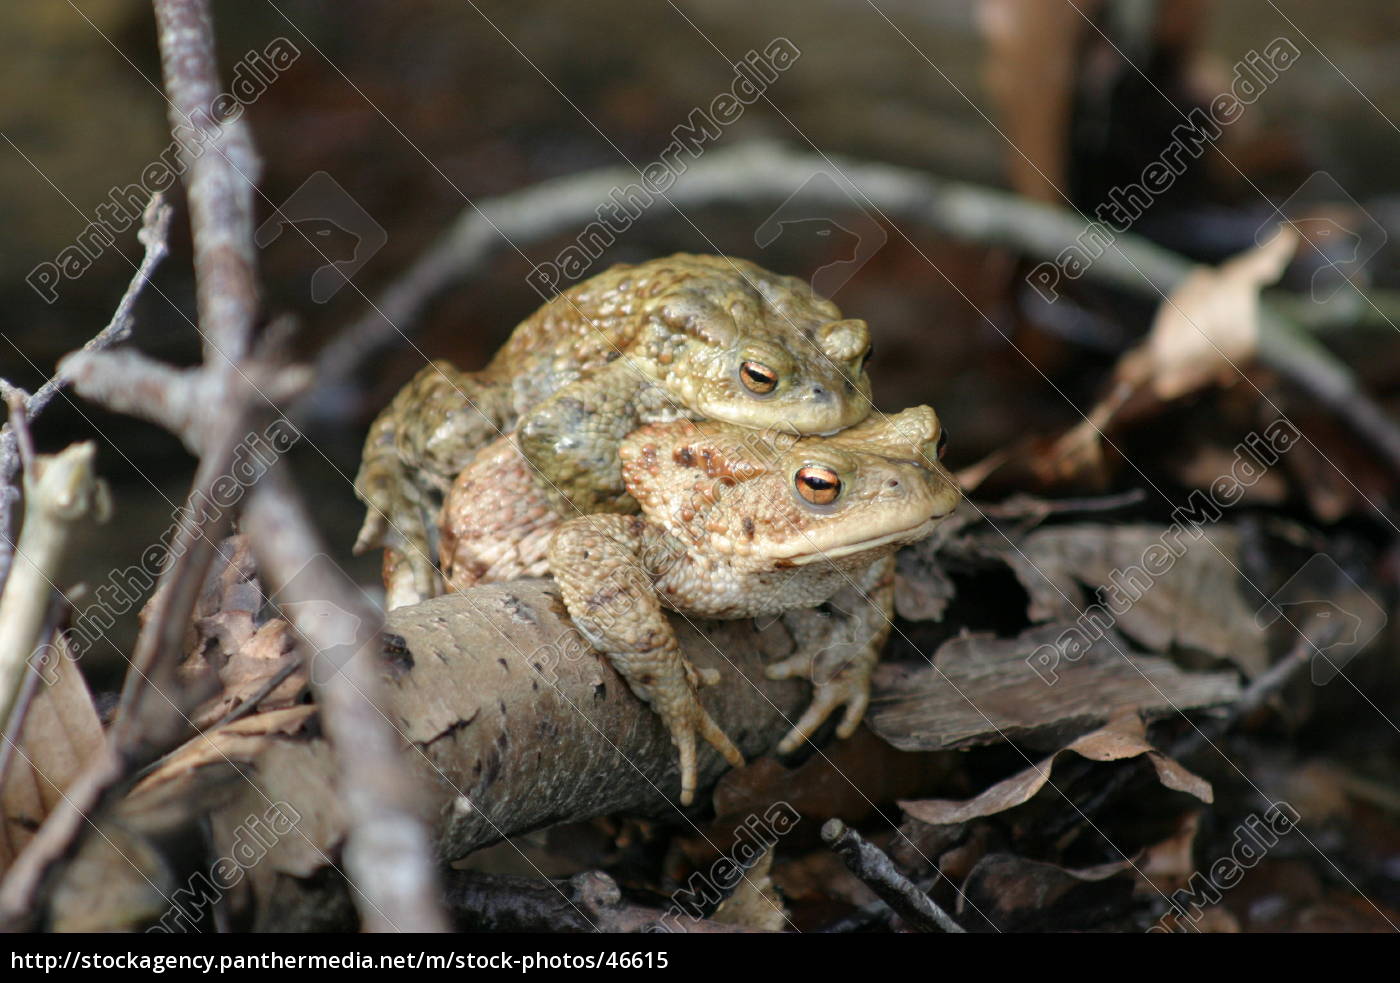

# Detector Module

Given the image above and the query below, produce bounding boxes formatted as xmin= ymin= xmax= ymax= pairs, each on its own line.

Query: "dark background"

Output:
xmin=2 ymin=1 xmax=1397 ymax=771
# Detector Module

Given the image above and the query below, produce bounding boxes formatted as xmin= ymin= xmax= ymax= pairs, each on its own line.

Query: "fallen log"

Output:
xmin=48 ymin=580 xmax=809 ymax=931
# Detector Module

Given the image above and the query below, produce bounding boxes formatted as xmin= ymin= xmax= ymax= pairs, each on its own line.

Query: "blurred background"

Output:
xmin=3 ymin=1 xmax=1397 ymax=703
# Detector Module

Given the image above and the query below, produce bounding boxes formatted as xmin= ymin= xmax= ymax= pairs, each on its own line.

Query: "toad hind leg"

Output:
xmin=354 ymin=360 xmax=516 ymax=605
xmin=766 ymin=555 xmax=895 ymax=754
xmin=439 ymin=434 xmax=561 ymax=592
xmin=548 ymin=514 xmax=743 ymax=806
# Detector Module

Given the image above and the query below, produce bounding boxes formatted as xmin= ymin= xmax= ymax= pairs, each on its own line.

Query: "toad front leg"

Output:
xmin=518 ymin=360 xmax=656 ymax=516
xmin=548 ymin=514 xmax=744 ymax=806
xmin=766 ymin=555 xmax=895 ymax=753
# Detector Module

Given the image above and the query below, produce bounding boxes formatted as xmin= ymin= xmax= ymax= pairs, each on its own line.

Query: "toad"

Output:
xmin=547 ymin=406 xmax=960 ymax=804
xmin=354 ymin=255 xmax=874 ymax=607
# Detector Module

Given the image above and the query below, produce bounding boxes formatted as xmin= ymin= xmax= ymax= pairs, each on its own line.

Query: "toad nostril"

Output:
xmin=887 ymin=479 xmax=899 ymax=488
xmin=811 ymin=384 xmax=831 ymax=402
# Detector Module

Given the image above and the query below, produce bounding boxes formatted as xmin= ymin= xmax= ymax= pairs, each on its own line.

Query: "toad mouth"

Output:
xmin=779 ymin=516 xmax=943 ymax=566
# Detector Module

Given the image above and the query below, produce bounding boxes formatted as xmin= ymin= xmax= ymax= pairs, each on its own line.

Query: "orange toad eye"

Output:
xmin=739 ymin=360 xmax=778 ymax=394
xmin=795 ymin=465 xmax=841 ymax=505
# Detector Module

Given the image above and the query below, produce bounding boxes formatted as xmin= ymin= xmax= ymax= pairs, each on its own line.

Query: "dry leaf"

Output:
xmin=868 ymin=625 xmax=1240 ymax=753
xmin=957 ymin=851 xmax=1136 ymax=931
xmin=173 ymin=536 xmax=305 ymax=728
xmin=1132 ymin=225 xmax=1299 ymax=401
xmin=898 ymin=712 xmax=1211 ymax=828
xmin=131 ymin=704 xmax=318 ymax=799
xmin=996 ymin=523 xmax=1270 ymax=677
xmin=0 ymin=633 xmax=103 ymax=874
xmin=711 ymin=848 xmax=787 ymax=932
xmin=1042 ymin=227 xmax=1299 ymax=480
xmin=185 ymin=618 xmax=306 ymax=729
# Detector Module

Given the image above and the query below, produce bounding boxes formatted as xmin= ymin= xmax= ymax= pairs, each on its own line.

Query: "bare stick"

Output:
xmin=314 ymin=140 xmax=1400 ymax=478
xmin=977 ymin=488 xmax=1148 ymax=519
xmin=822 ymin=818 xmax=965 ymax=933
xmin=152 ymin=0 xmax=259 ymax=365
xmin=146 ymin=0 xmax=447 ymax=931
xmin=242 ymin=466 xmax=450 ymax=933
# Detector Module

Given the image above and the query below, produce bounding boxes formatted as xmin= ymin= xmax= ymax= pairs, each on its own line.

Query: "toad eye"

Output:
xmin=795 ymin=465 xmax=841 ymax=505
xmin=858 ymin=344 xmax=874 ymax=371
xmin=936 ymin=427 xmax=949 ymax=460
xmin=740 ymin=360 xmax=778 ymax=395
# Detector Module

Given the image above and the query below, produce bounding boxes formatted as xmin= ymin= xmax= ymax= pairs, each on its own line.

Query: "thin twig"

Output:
xmin=821 ymin=818 xmax=965 ymax=933
xmin=3 ymin=390 xmax=37 ymax=477
xmin=0 ymin=196 xmax=171 ymax=595
xmin=818 ymin=874 xmax=941 ymax=933
xmin=216 ymin=655 xmax=305 ymax=729
xmin=976 ymin=488 xmax=1148 ymax=520
xmin=129 ymin=652 xmax=305 ymax=787
xmin=1170 ymin=617 xmax=1344 ymax=760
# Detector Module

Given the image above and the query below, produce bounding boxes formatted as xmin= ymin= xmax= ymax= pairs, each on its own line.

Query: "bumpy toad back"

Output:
xmin=358 ymin=254 xmax=879 ymax=606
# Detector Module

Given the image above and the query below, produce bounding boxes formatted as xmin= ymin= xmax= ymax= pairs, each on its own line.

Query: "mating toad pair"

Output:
xmin=355 ymin=255 xmax=960 ymax=804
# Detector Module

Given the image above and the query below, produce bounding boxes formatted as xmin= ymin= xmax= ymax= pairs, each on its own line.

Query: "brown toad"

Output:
xmin=546 ymin=406 xmax=961 ymax=805
xmin=354 ymin=255 xmax=874 ymax=608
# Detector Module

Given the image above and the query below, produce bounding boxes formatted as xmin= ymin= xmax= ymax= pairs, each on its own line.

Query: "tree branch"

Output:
xmin=313 ymin=140 xmax=1400 ymax=478
xmin=241 ymin=467 xmax=450 ymax=932
xmin=152 ymin=0 xmax=259 ymax=365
